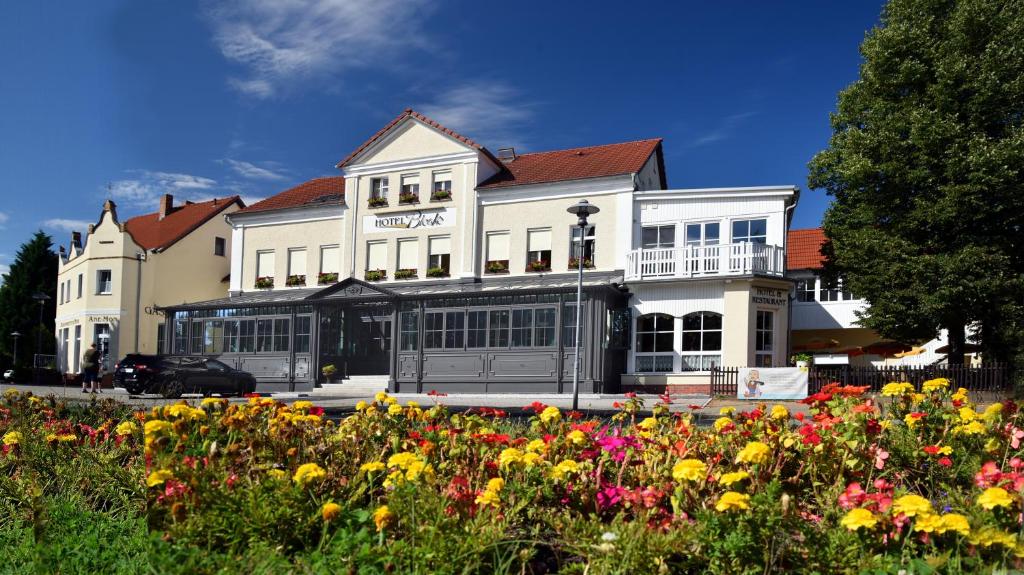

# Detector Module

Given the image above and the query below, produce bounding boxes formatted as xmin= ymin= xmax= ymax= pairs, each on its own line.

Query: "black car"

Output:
xmin=114 ymin=355 xmax=257 ymax=398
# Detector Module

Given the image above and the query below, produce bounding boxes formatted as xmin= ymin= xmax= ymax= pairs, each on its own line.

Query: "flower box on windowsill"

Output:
xmin=394 ymin=268 xmax=417 ymax=280
xmin=367 ymin=197 xmax=389 ymax=208
xmin=254 ymin=276 xmax=274 ymax=289
xmin=430 ymin=190 xmax=452 ymax=202
xmin=317 ymin=272 xmax=338 ymax=285
xmin=485 ymin=260 xmax=509 ymax=274
xmin=286 ymin=274 xmax=306 ymax=287
xmin=526 ymin=261 xmax=551 ymax=273
xmin=567 ymin=257 xmax=595 ymax=270
xmin=426 ymin=266 xmax=449 ymax=278
xmin=398 ymin=193 xmax=419 ymax=205
xmin=364 ymin=269 xmax=387 ymax=282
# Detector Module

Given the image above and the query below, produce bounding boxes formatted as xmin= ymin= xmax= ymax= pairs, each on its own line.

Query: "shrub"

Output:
xmin=394 ymin=268 xmax=417 ymax=280
xmin=286 ymin=274 xmax=306 ymax=287
xmin=364 ymin=269 xmax=386 ymax=281
xmin=425 ymin=267 xmax=447 ymax=278
xmin=254 ymin=276 xmax=274 ymax=289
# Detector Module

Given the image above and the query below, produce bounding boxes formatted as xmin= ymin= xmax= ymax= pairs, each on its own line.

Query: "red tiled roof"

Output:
xmin=478 ymin=139 xmax=664 ymax=189
xmin=787 ymin=228 xmax=827 ymax=270
xmin=336 ymin=109 xmax=500 ymax=168
xmin=124 ymin=196 xmax=242 ymax=251
xmin=237 ymin=177 xmax=346 ymax=214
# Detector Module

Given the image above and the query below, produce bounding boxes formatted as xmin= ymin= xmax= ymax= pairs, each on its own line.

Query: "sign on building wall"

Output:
xmin=751 ymin=287 xmax=787 ymax=307
xmin=737 ymin=367 xmax=808 ymax=400
xmin=363 ymin=208 xmax=456 ymax=234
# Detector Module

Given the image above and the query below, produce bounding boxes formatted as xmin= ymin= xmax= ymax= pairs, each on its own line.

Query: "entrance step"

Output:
xmin=318 ymin=375 xmax=388 ymax=394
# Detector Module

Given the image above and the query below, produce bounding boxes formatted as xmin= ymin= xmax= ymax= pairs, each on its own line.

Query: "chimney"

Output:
xmin=71 ymin=231 xmax=82 ymax=249
xmin=159 ymin=194 xmax=174 ymax=220
xmin=497 ymin=147 xmax=516 ymax=163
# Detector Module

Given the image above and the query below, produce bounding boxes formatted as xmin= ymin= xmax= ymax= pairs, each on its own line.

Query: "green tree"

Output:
xmin=808 ymin=0 xmax=1024 ymax=366
xmin=0 ymin=231 xmax=58 ymax=367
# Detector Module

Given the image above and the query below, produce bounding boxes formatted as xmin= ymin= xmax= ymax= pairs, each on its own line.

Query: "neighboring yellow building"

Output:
xmin=54 ymin=194 xmax=242 ymax=375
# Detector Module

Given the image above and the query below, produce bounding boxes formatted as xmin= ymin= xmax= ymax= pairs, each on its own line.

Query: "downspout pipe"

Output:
xmin=783 ymin=195 xmax=797 ymax=365
xmin=134 ymin=251 xmax=146 ymax=353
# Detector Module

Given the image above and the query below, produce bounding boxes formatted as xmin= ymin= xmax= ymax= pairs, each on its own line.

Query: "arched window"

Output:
xmin=635 ymin=313 xmax=675 ymax=372
xmin=681 ymin=311 xmax=722 ymax=371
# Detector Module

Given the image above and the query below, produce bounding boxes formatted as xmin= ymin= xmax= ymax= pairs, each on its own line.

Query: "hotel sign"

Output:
xmin=363 ymin=207 xmax=456 ymax=234
xmin=752 ymin=287 xmax=787 ymax=307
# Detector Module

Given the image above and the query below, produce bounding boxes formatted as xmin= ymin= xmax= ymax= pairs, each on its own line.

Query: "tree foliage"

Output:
xmin=808 ymin=0 xmax=1024 ymax=364
xmin=0 ymin=231 xmax=58 ymax=367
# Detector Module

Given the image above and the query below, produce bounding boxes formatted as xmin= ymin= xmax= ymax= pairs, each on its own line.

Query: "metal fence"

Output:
xmin=711 ymin=363 xmax=1010 ymax=396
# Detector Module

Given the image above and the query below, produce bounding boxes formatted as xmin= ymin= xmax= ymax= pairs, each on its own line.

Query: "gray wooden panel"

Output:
xmin=422 ymin=353 xmax=486 ymax=380
xmin=238 ymin=355 xmax=290 ymax=381
xmin=488 ymin=352 xmax=557 ymax=379
xmin=294 ymin=355 xmax=310 ymax=379
xmin=397 ymin=354 xmax=419 ymax=380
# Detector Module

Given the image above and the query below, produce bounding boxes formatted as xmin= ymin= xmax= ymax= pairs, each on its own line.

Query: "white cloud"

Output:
xmin=109 ymin=170 xmax=219 ymax=208
xmin=689 ymin=112 xmax=757 ymax=147
xmin=43 ymin=218 xmax=91 ymax=232
xmin=222 ymin=159 xmax=288 ymax=181
xmin=417 ymin=82 xmax=534 ymax=148
xmin=0 ymin=211 xmax=8 ymax=229
xmin=205 ymin=0 xmax=431 ymax=98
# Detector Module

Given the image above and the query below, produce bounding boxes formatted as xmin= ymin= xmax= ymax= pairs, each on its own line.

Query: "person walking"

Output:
xmin=81 ymin=343 xmax=101 ymax=393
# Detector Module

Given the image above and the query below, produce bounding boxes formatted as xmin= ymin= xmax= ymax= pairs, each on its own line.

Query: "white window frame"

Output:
xmin=370 ymin=177 xmax=389 ymax=200
xmin=96 ymin=270 xmax=112 ymax=295
xmin=755 ymin=310 xmax=774 ymax=367
xmin=680 ymin=311 xmax=722 ymax=371
xmin=634 ymin=313 xmax=675 ymax=373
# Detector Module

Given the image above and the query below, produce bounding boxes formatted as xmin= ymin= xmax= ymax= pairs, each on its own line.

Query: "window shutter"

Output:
xmin=367 ymin=242 xmax=386 ymax=270
xmin=487 ymin=232 xmax=510 ymax=260
xmin=319 ymin=245 xmax=339 ymax=274
xmin=288 ymin=249 xmax=307 ymax=276
xmin=429 ymin=236 xmax=451 ymax=255
xmin=398 ymin=239 xmax=418 ymax=269
xmin=257 ymin=251 xmax=275 ymax=277
xmin=528 ymin=229 xmax=551 ymax=251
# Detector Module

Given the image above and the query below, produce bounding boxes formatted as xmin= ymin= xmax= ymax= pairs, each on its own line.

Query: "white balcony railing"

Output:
xmin=625 ymin=242 xmax=785 ymax=281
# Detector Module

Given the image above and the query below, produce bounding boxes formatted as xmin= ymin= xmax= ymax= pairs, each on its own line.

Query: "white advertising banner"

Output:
xmin=363 ymin=207 xmax=456 ymax=234
xmin=737 ymin=367 xmax=808 ymax=400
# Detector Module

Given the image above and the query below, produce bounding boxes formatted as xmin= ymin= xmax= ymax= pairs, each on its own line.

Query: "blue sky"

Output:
xmin=0 ymin=0 xmax=886 ymax=277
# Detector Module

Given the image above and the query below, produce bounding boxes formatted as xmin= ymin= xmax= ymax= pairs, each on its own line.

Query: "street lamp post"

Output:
xmin=32 ymin=291 xmax=50 ymax=384
xmin=10 ymin=331 xmax=21 ymax=367
xmin=566 ymin=199 xmax=599 ymax=412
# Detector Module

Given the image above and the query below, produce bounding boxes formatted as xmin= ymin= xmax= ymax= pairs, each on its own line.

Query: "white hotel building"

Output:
xmin=159 ymin=109 xmax=798 ymax=394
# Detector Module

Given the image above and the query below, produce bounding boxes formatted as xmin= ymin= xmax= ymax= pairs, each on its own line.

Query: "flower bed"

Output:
xmin=2 ymin=382 xmax=1024 ymax=572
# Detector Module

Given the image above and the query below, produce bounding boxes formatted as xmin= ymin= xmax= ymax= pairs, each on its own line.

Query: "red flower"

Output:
xmin=938 ymin=457 xmax=952 ymax=467
xmin=923 ymin=445 xmax=940 ymax=455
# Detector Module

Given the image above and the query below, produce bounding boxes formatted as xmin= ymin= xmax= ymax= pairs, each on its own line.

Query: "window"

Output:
xmin=681 ymin=312 xmax=722 ymax=371
xmin=432 ymin=171 xmax=452 ymax=198
xmin=424 ymin=312 xmax=445 ymax=349
xmin=570 ymin=224 xmax=596 ymax=262
xmin=511 ymin=309 xmax=534 ymax=347
xmin=77 ymin=274 xmax=83 ymax=299
xmin=444 ymin=311 xmax=465 ymax=349
xmin=400 ymin=311 xmax=419 ymax=351
xmin=397 ymin=238 xmax=418 ymax=274
xmin=256 ymin=251 xmax=275 ymax=280
xmin=204 ymin=320 xmax=225 ymax=354
xmin=534 ymin=308 xmax=557 ymax=347
xmin=366 ymin=241 xmax=387 ymax=272
xmin=73 ymin=325 xmax=81 ymax=373
xmin=173 ymin=320 xmax=188 ymax=354
xmin=467 ymin=310 xmax=487 ymax=348
xmin=214 ymin=237 xmax=226 ymax=256
xmin=96 ymin=270 xmax=112 ymax=294
xmin=755 ymin=310 xmax=774 ymax=367
xmin=238 ymin=319 xmax=256 ymax=353
xmin=320 ymin=245 xmax=340 ymax=275
xmin=820 ymin=277 xmax=854 ymax=301
xmin=527 ymin=228 xmax=552 ymax=268
xmin=562 ymin=303 xmax=584 ymax=348
xmin=428 ymin=236 xmax=450 ymax=274
xmin=61 ymin=328 xmax=69 ymax=371
xmin=67 ymin=279 xmax=72 ymax=301
xmin=370 ymin=177 xmax=389 ymax=200
xmin=485 ymin=232 xmax=510 ymax=272
xmin=796 ymin=278 xmax=816 ymax=302
xmin=60 ymin=282 xmax=65 ymax=304
xmin=635 ymin=313 xmax=675 ymax=372
xmin=732 ymin=219 xmax=767 ymax=244
xmin=641 ymin=225 xmax=676 ymax=249
xmin=488 ymin=310 xmax=510 ymax=348
xmin=257 ymin=318 xmax=290 ymax=353
xmin=400 ymin=174 xmax=419 ymax=202
xmin=685 ymin=222 xmax=720 ymax=247
xmin=191 ymin=321 xmax=204 ymax=354
xmin=223 ymin=320 xmax=239 ymax=353
xmin=288 ymin=248 xmax=307 ymax=285
xmin=294 ymin=315 xmax=311 ymax=353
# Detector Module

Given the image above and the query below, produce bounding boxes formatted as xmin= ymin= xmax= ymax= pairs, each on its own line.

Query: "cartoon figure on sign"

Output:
xmin=743 ymin=369 xmax=764 ymax=398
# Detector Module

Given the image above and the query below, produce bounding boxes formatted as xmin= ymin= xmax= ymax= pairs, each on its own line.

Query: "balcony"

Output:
xmin=625 ymin=242 xmax=785 ymax=281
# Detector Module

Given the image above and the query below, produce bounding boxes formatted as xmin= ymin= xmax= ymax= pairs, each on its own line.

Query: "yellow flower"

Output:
xmin=892 ymin=494 xmax=932 ymax=517
xmin=970 ymin=527 xmax=1018 ymax=548
xmin=715 ymin=492 xmax=750 ymax=512
xmin=959 ymin=407 xmax=978 ymax=423
xmin=566 ymin=430 xmax=587 ymax=445
xmin=292 ymin=400 xmax=313 ymax=411
xmin=404 ymin=460 xmax=432 ymax=482
xmin=143 ymin=419 xmax=173 ymax=436
xmin=373 ymin=505 xmax=394 ymax=531
xmin=293 ymin=463 xmax=327 ymax=486
xmin=147 ymin=469 xmax=174 ymax=487
xmin=719 ymin=407 xmax=736 ymax=416
xmin=550 ymin=460 xmax=580 ymax=481
xmin=977 ymin=487 xmax=1014 ymax=510
xmin=937 ymin=513 xmax=971 ymax=536
xmin=387 ymin=452 xmax=421 ymax=470
xmin=201 ymin=397 xmax=226 ymax=408
xmin=934 ymin=445 xmax=953 ymax=456
xmin=521 ymin=452 xmax=542 ymax=467
xmin=911 ymin=393 xmax=926 ymax=405
xmin=486 ymin=477 xmax=505 ymax=493
xmin=115 ymin=421 xmax=138 ymax=436
xmin=840 ymin=508 xmax=878 ymax=531
xmin=718 ymin=471 xmax=750 ymax=486
xmin=374 ymin=392 xmax=389 ymax=403
xmin=526 ymin=439 xmax=547 ymax=453
xmin=951 ymin=388 xmax=969 ymax=402
xmin=499 ymin=448 xmax=524 ymax=468
xmin=955 ymin=421 xmax=986 ymax=435
xmin=360 ymin=461 xmax=386 ymax=473
xmin=881 ymin=382 xmax=914 ymax=396
xmin=539 ymin=406 xmax=562 ymax=425
xmin=638 ymin=417 xmax=659 ymax=431
xmin=2 ymin=431 xmax=23 ymax=446
xmin=904 ymin=413 xmax=921 ymax=429
xmin=384 ymin=396 xmax=398 ymax=406
xmin=355 ymin=401 xmax=369 ymax=411
xmin=736 ymin=441 xmax=771 ymax=465
xmin=267 ymin=469 xmax=285 ymax=479
xmin=714 ymin=417 xmax=733 ymax=432
xmin=476 ymin=489 xmax=501 ymax=507
xmin=672 ymin=459 xmax=707 ymax=482
xmin=387 ymin=403 xmax=403 ymax=416
xmin=983 ymin=403 xmax=1004 ymax=422
xmin=912 ymin=513 xmax=943 ymax=533
xmin=922 ymin=378 xmax=949 ymax=392
xmin=769 ymin=405 xmax=789 ymax=420
xmin=321 ymin=502 xmax=342 ymax=522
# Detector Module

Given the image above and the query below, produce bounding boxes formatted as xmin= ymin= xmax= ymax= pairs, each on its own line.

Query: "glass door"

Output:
xmin=684 ymin=222 xmax=720 ymax=273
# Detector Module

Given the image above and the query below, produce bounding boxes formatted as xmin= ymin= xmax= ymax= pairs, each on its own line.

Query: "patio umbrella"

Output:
xmin=934 ymin=343 xmax=983 ymax=354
